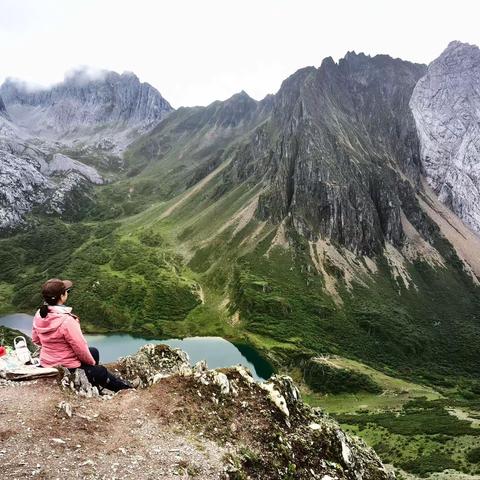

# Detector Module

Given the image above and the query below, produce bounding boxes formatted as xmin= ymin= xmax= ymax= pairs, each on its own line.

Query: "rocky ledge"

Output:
xmin=10 ymin=344 xmax=395 ymax=479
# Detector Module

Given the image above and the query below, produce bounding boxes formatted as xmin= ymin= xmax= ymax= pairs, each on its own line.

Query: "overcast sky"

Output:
xmin=1 ymin=0 xmax=479 ymax=107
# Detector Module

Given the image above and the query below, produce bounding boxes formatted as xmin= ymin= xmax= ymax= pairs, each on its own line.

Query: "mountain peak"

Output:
xmin=446 ymin=39 xmax=478 ymax=50
xmin=227 ymin=90 xmax=255 ymax=103
xmin=343 ymin=50 xmax=368 ymax=61
xmin=411 ymin=39 xmax=480 ymax=234
xmin=320 ymin=56 xmax=336 ymax=68
xmin=62 ymin=68 xmax=147 ymax=89
xmin=0 ymin=68 xmax=173 ymax=142
xmin=439 ymin=41 xmax=480 ymax=65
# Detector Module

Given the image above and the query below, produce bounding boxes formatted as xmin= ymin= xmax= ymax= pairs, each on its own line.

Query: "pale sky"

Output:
xmin=1 ymin=0 xmax=479 ymax=108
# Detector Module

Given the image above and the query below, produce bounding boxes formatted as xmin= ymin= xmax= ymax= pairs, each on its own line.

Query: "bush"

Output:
xmin=110 ymin=240 xmax=143 ymax=271
xmin=303 ymin=359 xmax=382 ymax=394
xmin=11 ymin=283 xmax=43 ymax=310
xmin=399 ymin=451 xmax=458 ymax=476
xmin=78 ymin=243 xmax=112 ymax=265
xmin=93 ymin=222 xmax=120 ymax=238
xmin=139 ymin=229 xmax=165 ymax=247
xmin=467 ymin=447 xmax=480 ymax=464
xmin=335 ymin=403 xmax=480 ymax=437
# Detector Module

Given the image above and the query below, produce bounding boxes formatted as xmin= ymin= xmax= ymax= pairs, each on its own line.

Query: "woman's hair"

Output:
xmin=39 ymin=279 xmax=68 ymax=318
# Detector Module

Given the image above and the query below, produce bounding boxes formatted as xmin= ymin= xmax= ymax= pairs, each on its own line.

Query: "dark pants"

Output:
xmin=78 ymin=347 xmax=131 ymax=392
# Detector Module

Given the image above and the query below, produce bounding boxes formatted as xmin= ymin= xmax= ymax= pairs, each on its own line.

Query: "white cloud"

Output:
xmin=0 ymin=0 xmax=479 ymax=107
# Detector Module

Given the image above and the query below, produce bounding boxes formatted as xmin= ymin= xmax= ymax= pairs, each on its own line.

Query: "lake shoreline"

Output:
xmin=0 ymin=313 xmax=275 ymax=380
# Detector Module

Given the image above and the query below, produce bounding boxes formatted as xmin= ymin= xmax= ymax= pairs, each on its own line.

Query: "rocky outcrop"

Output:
xmin=0 ymin=95 xmax=9 ymax=120
xmin=0 ymin=150 xmax=50 ymax=229
xmin=41 ymin=153 xmax=103 ymax=184
xmin=410 ymin=41 xmax=480 ymax=234
xmin=56 ymin=344 xmax=394 ymax=479
xmin=0 ymin=143 xmax=102 ymax=230
xmin=117 ymin=343 xmax=191 ymax=387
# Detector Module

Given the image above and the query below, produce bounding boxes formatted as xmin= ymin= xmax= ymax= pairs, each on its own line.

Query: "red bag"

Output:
xmin=0 ymin=346 xmax=6 ymax=357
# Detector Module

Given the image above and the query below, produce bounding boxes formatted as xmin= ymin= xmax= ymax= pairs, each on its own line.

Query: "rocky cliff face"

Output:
xmin=224 ymin=53 xmax=427 ymax=255
xmin=0 ymin=150 xmax=49 ymax=229
xmin=410 ymin=41 xmax=480 ymax=234
xmin=0 ymin=123 xmax=102 ymax=230
xmin=130 ymin=53 xmax=430 ymax=257
xmin=0 ymin=69 xmax=172 ymax=143
xmin=0 ymin=95 xmax=8 ymax=119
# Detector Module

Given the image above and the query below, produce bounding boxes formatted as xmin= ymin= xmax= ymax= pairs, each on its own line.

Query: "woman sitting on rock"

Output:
xmin=32 ymin=278 xmax=132 ymax=392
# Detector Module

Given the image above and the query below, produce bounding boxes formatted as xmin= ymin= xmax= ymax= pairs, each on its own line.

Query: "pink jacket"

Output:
xmin=32 ymin=305 xmax=95 ymax=368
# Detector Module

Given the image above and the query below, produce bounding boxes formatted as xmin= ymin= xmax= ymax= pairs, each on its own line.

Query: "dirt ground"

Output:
xmin=0 ymin=377 xmax=228 ymax=480
xmin=0 ymin=354 xmax=393 ymax=480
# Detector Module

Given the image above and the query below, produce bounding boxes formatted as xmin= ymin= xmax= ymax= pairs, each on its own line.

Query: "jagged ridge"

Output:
xmin=0 ymin=70 xmax=172 ymax=139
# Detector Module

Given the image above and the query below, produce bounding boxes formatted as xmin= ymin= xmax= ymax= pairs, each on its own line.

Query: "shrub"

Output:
xmin=303 ymin=359 xmax=382 ymax=394
xmin=335 ymin=404 xmax=480 ymax=437
xmin=139 ymin=229 xmax=165 ymax=247
xmin=110 ymin=240 xmax=143 ymax=271
xmin=93 ymin=222 xmax=120 ymax=238
xmin=399 ymin=451 xmax=458 ymax=476
xmin=467 ymin=447 xmax=480 ymax=464
xmin=78 ymin=244 xmax=112 ymax=265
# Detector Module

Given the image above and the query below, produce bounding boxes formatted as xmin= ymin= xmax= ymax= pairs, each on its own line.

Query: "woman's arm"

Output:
xmin=62 ymin=317 xmax=95 ymax=366
xmin=31 ymin=326 xmax=41 ymax=346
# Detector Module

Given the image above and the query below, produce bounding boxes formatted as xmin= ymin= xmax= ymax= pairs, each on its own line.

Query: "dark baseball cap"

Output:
xmin=42 ymin=278 xmax=73 ymax=300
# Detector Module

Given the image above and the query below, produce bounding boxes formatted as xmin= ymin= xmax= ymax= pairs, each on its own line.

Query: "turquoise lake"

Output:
xmin=0 ymin=313 xmax=273 ymax=381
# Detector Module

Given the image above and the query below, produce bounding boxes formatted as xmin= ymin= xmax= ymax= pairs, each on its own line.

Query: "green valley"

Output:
xmin=2 ymin=43 xmax=480 ymax=480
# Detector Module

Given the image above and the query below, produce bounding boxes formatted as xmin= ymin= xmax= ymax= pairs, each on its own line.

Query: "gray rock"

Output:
xmin=411 ymin=41 xmax=480 ymax=233
xmin=225 ymin=52 xmax=426 ymax=254
xmin=0 ymin=95 xmax=9 ymax=120
xmin=42 ymin=153 xmax=103 ymax=184
xmin=0 ymin=69 xmax=173 ymax=149
xmin=117 ymin=343 xmax=191 ymax=388
xmin=57 ymin=400 xmax=73 ymax=418
xmin=0 ymin=140 xmax=100 ymax=230
xmin=0 ymin=150 xmax=50 ymax=229
xmin=59 ymin=367 xmax=99 ymax=397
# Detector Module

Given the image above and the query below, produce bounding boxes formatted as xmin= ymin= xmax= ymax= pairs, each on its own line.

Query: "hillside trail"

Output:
xmin=0 ymin=377 xmax=226 ymax=479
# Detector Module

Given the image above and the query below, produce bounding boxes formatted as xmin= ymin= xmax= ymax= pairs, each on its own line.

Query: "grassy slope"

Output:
xmin=300 ymin=356 xmax=480 ymax=478
xmin=2 ymin=153 xmax=480 ymax=383
xmin=303 ymin=356 xmax=441 ymax=414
